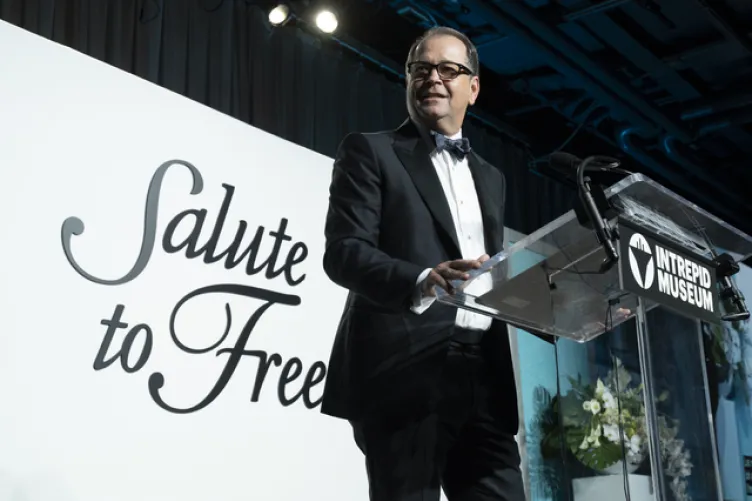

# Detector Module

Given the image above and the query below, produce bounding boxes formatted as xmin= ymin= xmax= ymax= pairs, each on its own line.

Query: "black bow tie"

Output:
xmin=435 ymin=134 xmax=471 ymax=159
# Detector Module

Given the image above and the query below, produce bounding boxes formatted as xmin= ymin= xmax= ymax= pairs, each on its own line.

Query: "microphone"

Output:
xmin=537 ymin=152 xmax=631 ymax=192
xmin=548 ymin=151 xmax=631 ymax=175
xmin=545 ymin=151 xmax=623 ymax=272
xmin=549 ymin=151 xmax=585 ymax=171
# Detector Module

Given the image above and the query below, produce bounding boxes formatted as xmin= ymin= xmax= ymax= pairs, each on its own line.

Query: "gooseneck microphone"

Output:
xmin=548 ymin=151 xmax=625 ymax=272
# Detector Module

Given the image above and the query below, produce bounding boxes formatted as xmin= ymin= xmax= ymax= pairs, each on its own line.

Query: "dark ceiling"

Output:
xmin=321 ymin=0 xmax=751 ymax=236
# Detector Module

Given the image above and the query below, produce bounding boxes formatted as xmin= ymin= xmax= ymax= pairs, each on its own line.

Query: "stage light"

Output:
xmin=268 ymin=4 xmax=290 ymax=26
xmin=314 ymin=9 xmax=338 ymax=33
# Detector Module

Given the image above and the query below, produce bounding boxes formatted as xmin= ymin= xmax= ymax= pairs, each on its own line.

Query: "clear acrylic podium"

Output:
xmin=437 ymin=173 xmax=752 ymax=342
xmin=436 ymin=173 xmax=752 ymax=501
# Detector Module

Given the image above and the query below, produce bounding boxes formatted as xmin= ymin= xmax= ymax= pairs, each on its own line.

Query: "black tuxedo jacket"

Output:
xmin=321 ymin=119 xmax=518 ymax=432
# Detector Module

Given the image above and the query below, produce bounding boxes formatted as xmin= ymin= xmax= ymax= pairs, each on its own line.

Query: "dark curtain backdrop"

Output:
xmin=0 ymin=0 xmax=572 ymax=234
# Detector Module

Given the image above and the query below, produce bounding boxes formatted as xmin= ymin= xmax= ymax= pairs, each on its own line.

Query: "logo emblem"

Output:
xmin=628 ymin=233 xmax=655 ymax=289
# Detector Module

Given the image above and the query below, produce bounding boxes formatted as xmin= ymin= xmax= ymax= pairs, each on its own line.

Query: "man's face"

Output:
xmin=406 ymin=35 xmax=479 ymax=133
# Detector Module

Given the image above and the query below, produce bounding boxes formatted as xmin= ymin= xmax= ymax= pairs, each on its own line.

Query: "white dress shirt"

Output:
xmin=410 ymin=128 xmax=494 ymax=332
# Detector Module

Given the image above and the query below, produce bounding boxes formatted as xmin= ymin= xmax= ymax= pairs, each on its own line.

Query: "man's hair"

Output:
xmin=406 ymin=26 xmax=480 ymax=76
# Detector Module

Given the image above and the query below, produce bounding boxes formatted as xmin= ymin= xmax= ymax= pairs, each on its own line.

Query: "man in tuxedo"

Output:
xmin=321 ymin=26 xmax=524 ymax=501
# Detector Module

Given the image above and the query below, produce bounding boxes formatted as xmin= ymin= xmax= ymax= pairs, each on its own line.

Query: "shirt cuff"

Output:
xmin=410 ymin=268 xmax=436 ymax=314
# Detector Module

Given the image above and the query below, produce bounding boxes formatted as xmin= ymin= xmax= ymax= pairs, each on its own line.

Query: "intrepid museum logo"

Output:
xmin=628 ymin=232 xmax=655 ymax=290
xmin=626 ymin=230 xmax=714 ymax=314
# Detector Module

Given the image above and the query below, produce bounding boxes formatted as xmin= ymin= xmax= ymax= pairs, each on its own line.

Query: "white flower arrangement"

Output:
xmin=578 ymin=379 xmax=645 ymax=464
xmin=550 ymin=357 xmax=692 ymax=501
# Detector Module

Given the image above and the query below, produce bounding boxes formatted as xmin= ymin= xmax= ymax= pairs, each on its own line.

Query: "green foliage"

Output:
xmin=566 ymin=425 xmax=623 ymax=471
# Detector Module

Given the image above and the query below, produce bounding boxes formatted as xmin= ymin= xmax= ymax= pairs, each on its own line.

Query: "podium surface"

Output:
xmin=437 ymin=173 xmax=752 ymax=342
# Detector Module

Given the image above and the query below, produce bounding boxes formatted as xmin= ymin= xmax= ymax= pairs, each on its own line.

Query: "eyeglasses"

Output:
xmin=406 ymin=61 xmax=474 ymax=80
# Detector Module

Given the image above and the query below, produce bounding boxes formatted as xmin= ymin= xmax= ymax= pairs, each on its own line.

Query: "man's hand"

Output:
xmin=423 ymin=254 xmax=490 ymax=297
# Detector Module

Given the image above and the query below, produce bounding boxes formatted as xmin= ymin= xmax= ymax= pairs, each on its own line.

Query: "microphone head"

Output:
xmin=548 ymin=151 xmax=582 ymax=171
xmin=549 ymin=151 xmax=623 ymax=171
xmin=537 ymin=151 xmax=625 ymax=189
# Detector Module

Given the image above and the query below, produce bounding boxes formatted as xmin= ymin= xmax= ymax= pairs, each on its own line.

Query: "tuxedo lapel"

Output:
xmin=392 ymin=123 xmax=462 ymax=258
xmin=468 ymin=151 xmax=503 ymax=257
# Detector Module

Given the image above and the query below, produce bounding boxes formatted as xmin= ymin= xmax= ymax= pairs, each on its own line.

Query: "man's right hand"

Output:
xmin=422 ymin=257 xmax=486 ymax=297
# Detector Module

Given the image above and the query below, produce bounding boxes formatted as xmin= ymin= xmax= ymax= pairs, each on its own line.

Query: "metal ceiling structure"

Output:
xmin=327 ymin=0 xmax=751 ymax=236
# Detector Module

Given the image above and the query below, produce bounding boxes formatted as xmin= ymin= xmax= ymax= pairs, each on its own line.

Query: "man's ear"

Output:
xmin=469 ymin=76 xmax=480 ymax=106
